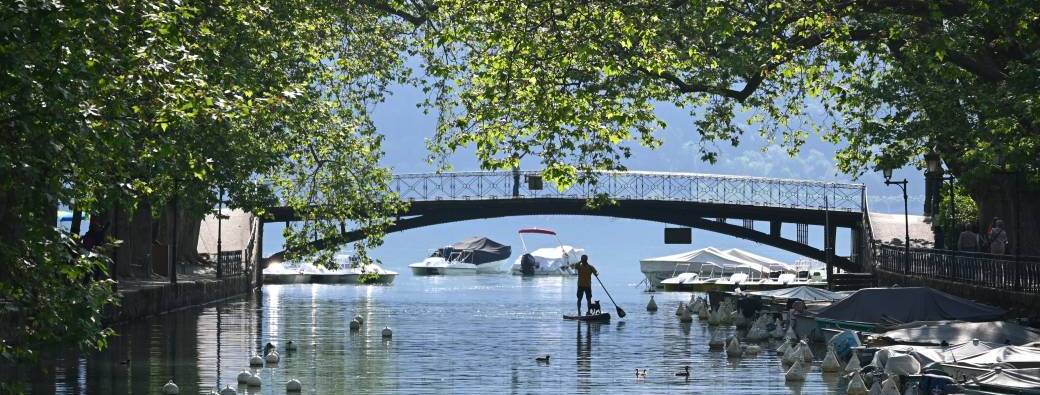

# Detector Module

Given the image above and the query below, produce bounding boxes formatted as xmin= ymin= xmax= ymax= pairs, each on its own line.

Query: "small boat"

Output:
xmin=409 ymin=237 xmax=511 ymax=276
xmin=563 ymin=313 xmax=611 ymax=322
xmin=510 ymin=228 xmax=583 ymax=276
xmin=264 ymin=255 xmax=397 ymax=284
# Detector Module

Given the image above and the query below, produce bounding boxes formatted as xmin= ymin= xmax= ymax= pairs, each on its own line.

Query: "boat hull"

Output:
xmin=563 ymin=313 xmax=610 ymax=322
xmin=264 ymin=273 xmax=396 ymax=285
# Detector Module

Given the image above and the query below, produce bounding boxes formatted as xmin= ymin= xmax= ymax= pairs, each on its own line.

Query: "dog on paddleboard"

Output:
xmin=588 ymin=300 xmax=602 ymax=315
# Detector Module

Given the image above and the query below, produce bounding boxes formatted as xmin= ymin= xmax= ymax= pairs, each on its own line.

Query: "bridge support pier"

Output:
xmin=825 ymin=224 xmax=837 ymax=279
xmin=850 ymin=224 xmax=863 ymax=270
xmin=769 ymin=221 xmax=781 ymax=238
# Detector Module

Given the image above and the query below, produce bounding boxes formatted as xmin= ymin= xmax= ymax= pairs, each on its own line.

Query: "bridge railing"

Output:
xmin=875 ymin=243 xmax=1040 ymax=293
xmin=391 ymin=171 xmax=865 ymax=212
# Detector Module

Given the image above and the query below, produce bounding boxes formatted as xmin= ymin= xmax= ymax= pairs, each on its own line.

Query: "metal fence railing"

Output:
xmin=218 ymin=250 xmax=244 ymax=278
xmin=390 ymin=170 xmax=865 ymax=212
xmin=875 ymin=243 xmax=1040 ymax=293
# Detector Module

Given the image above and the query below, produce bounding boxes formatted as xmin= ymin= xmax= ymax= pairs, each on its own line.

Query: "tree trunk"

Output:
xmin=966 ymin=174 xmax=1040 ymax=256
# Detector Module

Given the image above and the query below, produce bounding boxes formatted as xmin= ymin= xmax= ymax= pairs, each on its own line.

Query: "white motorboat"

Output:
xmin=409 ymin=237 xmax=512 ymax=276
xmin=264 ymin=254 xmax=397 ymax=284
xmin=641 ymin=247 xmax=781 ymax=289
xmin=509 ymin=228 xmax=583 ymax=276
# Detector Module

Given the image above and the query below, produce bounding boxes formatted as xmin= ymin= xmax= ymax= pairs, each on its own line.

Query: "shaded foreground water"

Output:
xmin=17 ymin=273 xmax=844 ymax=393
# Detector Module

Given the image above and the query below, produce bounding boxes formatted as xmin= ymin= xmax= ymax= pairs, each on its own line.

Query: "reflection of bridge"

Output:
xmin=263 ymin=170 xmax=869 ymax=272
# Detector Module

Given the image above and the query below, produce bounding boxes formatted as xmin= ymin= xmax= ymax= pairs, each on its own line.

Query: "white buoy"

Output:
xmin=782 ymin=342 xmax=800 ymax=365
xmin=708 ymin=331 xmax=725 ymax=351
xmin=237 ymin=370 xmax=252 ymax=383
xmin=219 ymin=385 xmax=237 ymax=395
xmin=880 ymin=377 xmax=900 ymax=395
xmin=249 ymin=355 xmax=264 ymax=366
xmin=647 ymin=295 xmax=658 ymax=312
xmin=285 ymin=340 xmax=297 ymax=351
xmin=776 ymin=339 xmax=791 ymax=356
xmin=800 ymin=341 xmax=814 ymax=362
xmin=784 ymin=359 xmax=807 ymax=382
xmin=846 ymin=352 xmax=862 ymax=372
xmin=784 ymin=325 xmax=796 ymax=340
xmin=726 ymin=336 xmax=742 ymax=358
xmin=675 ymin=302 xmax=685 ymax=316
xmin=846 ymin=371 xmax=868 ymax=395
xmin=286 ymin=378 xmax=303 ymax=392
xmin=382 ymin=326 xmax=393 ymax=338
xmin=868 ymin=380 xmax=882 ymax=395
xmin=349 ymin=319 xmax=361 ymax=331
xmin=246 ymin=374 xmax=262 ymax=387
xmin=353 ymin=315 xmax=364 ymax=325
xmin=821 ymin=347 xmax=842 ymax=372
xmin=162 ymin=380 xmax=179 ymax=394
xmin=265 ymin=350 xmax=280 ymax=364
xmin=743 ymin=344 xmax=761 ymax=356
xmin=679 ymin=305 xmax=693 ymax=323
xmin=697 ymin=305 xmax=709 ymax=320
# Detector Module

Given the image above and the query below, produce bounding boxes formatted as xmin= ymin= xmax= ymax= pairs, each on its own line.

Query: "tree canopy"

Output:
xmin=411 ymin=0 xmax=1039 ymax=188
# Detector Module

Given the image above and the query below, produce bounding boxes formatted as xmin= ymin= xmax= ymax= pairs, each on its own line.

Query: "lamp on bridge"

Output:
xmin=882 ymin=167 xmax=911 ymax=275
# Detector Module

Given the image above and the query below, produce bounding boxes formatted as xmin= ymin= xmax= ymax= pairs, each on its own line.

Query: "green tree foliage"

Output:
xmin=934 ymin=182 xmax=981 ymax=249
xmin=413 ymin=0 xmax=1038 ymax=192
xmin=1 ymin=0 xmax=409 ymax=363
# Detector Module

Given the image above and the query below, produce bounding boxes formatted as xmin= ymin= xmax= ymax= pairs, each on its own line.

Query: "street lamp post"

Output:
xmin=925 ymin=153 xmax=957 ymax=249
xmin=884 ymin=168 xmax=911 ymax=274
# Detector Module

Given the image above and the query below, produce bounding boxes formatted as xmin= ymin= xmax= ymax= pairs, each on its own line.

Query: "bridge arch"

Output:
xmin=263 ymin=171 xmax=868 ymax=272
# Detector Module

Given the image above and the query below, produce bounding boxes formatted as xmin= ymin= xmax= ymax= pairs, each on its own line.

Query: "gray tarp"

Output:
xmin=967 ymin=368 xmax=1040 ymax=393
xmin=748 ymin=286 xmax=848 ymax=302
xmin=815 ymin=287 xmax=1005 ymax=325
xmin=877 ymin=320 xmax=1040 ymax=346
xmin=955 ymin=346 xmax=1040 ymax=369
xmin=434 ymin=237 xmax=511 ymax=265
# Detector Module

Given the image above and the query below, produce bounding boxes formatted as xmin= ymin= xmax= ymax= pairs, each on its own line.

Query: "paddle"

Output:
xmin=594 ymin=274 xmax=626 ymax=318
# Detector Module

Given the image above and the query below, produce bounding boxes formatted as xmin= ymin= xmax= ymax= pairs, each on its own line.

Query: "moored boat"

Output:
xmin=409 ymin=237 xmax=512 ymax=276
xmin=509 ymin=228 xmax=583 ymax=276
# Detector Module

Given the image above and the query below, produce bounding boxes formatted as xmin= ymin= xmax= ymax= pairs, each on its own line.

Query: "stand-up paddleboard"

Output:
xmin=563 ymin=313 xmax=611 ymax=322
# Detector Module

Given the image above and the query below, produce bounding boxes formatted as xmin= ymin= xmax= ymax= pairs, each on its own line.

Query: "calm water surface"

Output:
xmin=21 ymin=272 xmax=845 ymax=394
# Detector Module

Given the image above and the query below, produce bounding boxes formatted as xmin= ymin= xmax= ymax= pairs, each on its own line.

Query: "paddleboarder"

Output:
xmin=574 ymin=255 xmax=598 ymax=315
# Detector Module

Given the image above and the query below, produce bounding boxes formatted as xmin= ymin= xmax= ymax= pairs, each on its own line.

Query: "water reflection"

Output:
xmin=11 ymin=274 xmax=844 ymax=394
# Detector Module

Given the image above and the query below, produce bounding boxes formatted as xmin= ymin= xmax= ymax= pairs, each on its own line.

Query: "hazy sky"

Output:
xmin=262 ymin=80 xmax=929 ymax=278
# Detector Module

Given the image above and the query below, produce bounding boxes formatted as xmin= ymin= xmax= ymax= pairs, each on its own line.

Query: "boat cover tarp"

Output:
xmin=967 ymin=368 xmax=1040 ymax=392
xmin=749 ymin=286 xmax=848 ymax=302
xmin=954 ymin=346 xmax=1040 ymax=369
xmin=724 ymin=248 xmax=795 ymax=272
xmin=877 ymin=320 xmax=1040 ymax=346
xmin=875 ymin=340 xmax=1005 ymax=368
xmin=435 ymin=237 xmax=511 ymax=264
xmin=815 ymin=287 xmax=1006 ymax=325
xmin=640 ymin=247 xmax=771 ymax=274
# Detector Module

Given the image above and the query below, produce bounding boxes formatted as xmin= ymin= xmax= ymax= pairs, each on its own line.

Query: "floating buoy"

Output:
xmin=800 ymin=341 xmax=814 ymax=362
xmin=382 ymin=326 xmax=393 ymax=338
xmin=846 ymin=371 xmax=868 ymax=395
xmin=784 ymin=359 xmax=807 ymax=382
xmin=679 ymin=305 xmax=693 ymax=323
xmin=821 ymin=347 xmax=842 ymax=372
xmin=162 ymin=379 xmax=179 ymax=394
xmin=265 ymin=350 xmax=280 ymax=364
xmin=708 ymin=331 xmax=725 ymax=351
xmin=249 ymin=355 xmax=264 ymax=366
xmin=868 ymin=380 xmax=882 ymax=395
xmin=286 ymin=379 xmax=302 ymax=392
xmin=776 ymin=339 xmax=791 ymax=356
xmin=697 ymin=305 xmax=709 ymax=320
xmin=726 ymin=336 xmax=742 ymax=358
xmin=246 ymin=374 xmax=262 ymax=387
xmin=845 ymin=353 xmax=862 ymax=373
xmin=237 ymin=370 xmax=252 ymax=383
xmin=349 ymin=319 xmax=361 ymax=331
xmin=285 ymin=340 xmax=297 ymax=351
xmin=782 ymin=342 xmax=800 ymax=365
xmin=676 ymin=302 xmax=685 ymax=316
xmin=880 ymin=377 xmax=900 ymax=395
xmin=647 ymin=296 xmax=658 ymax=312
xmin=219 ymin=385 xmax=237 ymax=395
xmin=353 ymin=315 xmax=364 ymax=325
xmin=743 ymin=344 xmax=761 ymax=356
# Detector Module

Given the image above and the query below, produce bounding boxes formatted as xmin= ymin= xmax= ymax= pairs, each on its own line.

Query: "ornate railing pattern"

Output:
xmin=875 ymin=243 xmax=1040 ymax=292
xmin=390 ymin=171 xmax=865 ymax=212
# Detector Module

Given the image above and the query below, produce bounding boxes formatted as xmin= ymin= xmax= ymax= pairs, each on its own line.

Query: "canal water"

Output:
xmin=18 ymin=272 xmax=844 ymax=394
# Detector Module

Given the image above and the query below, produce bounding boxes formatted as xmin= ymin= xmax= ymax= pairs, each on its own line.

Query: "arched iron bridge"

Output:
xmin=263 ymin=170 xmax=869 ymax=272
